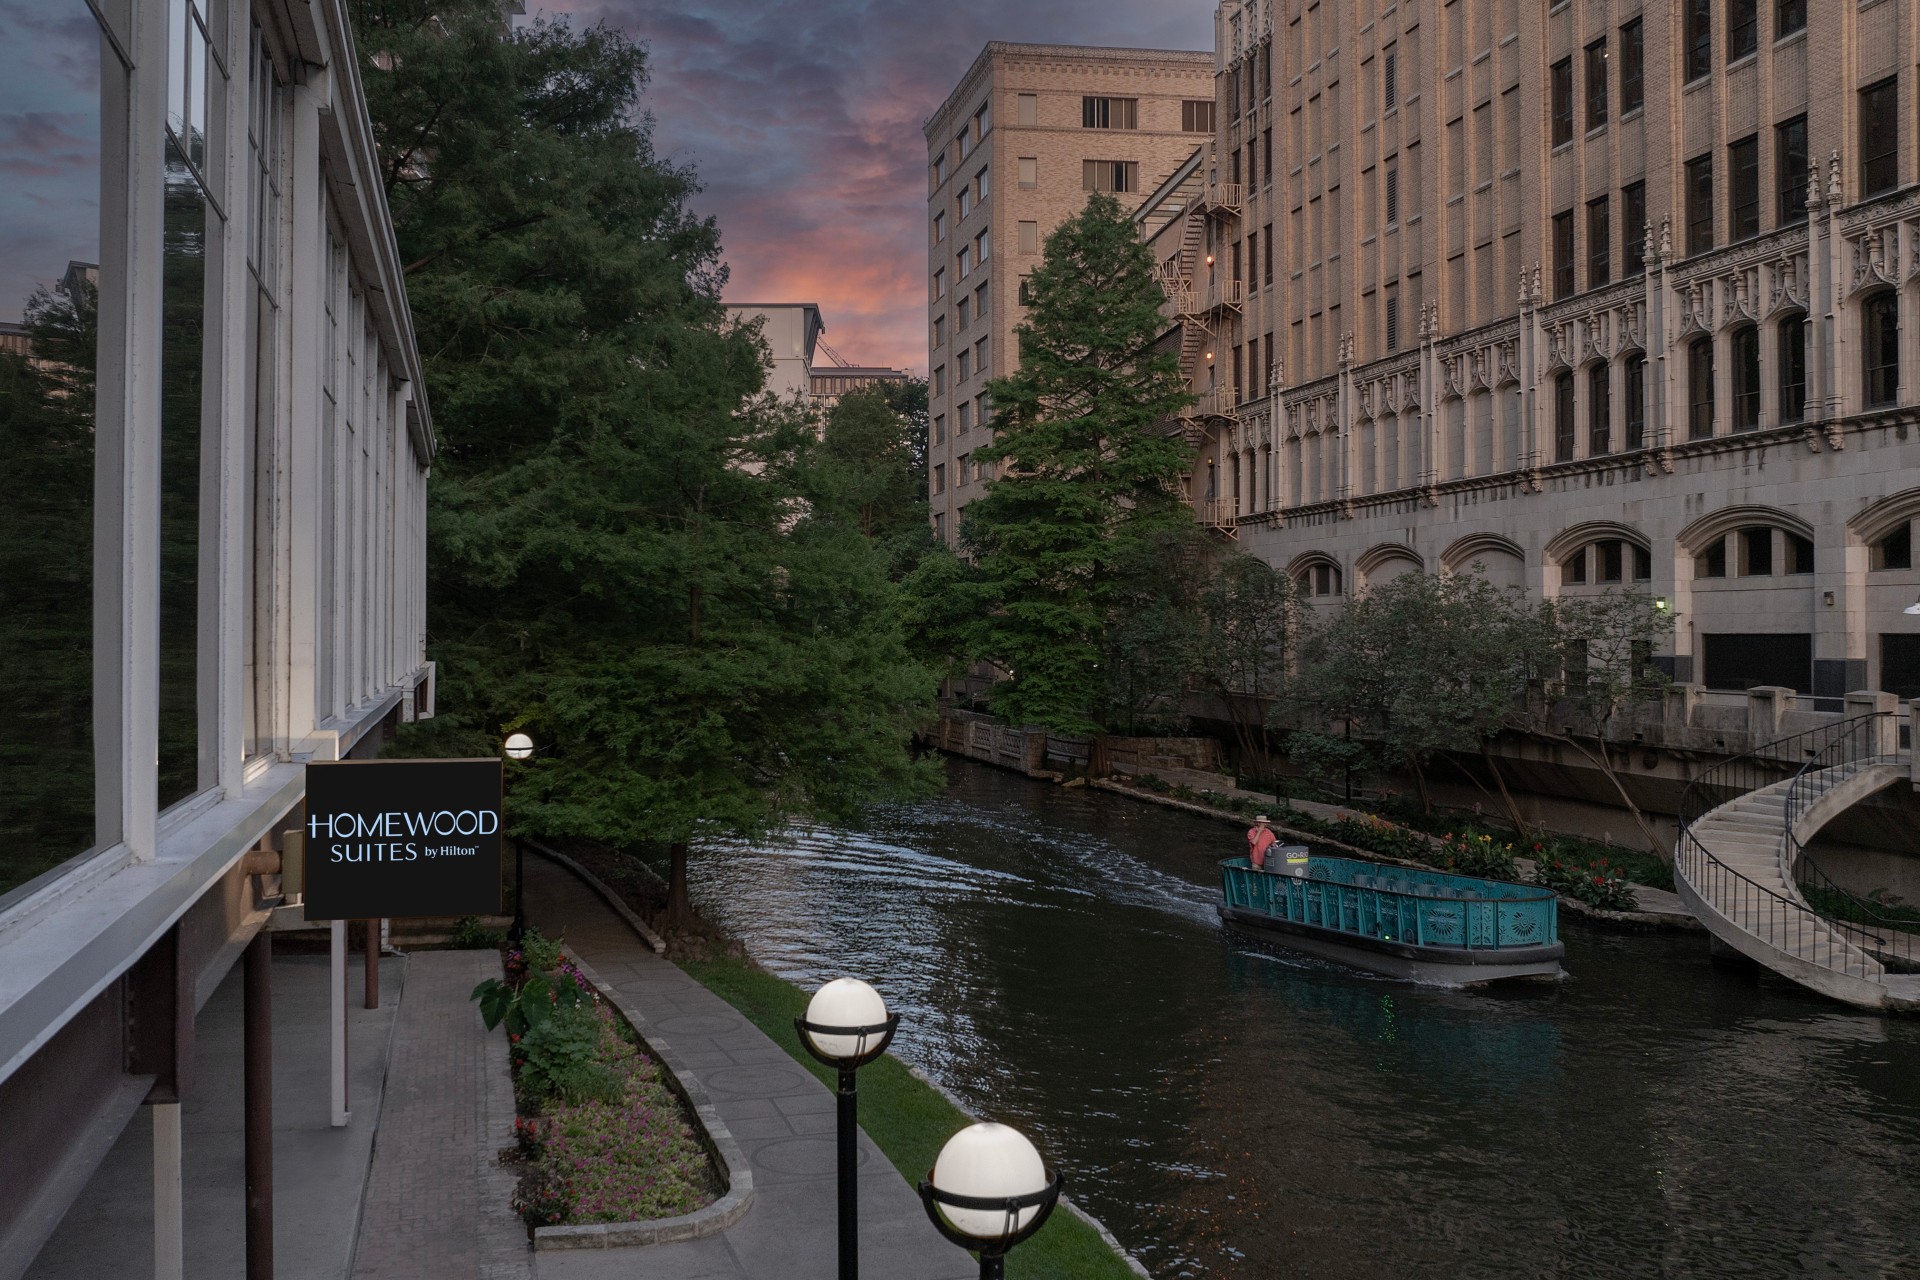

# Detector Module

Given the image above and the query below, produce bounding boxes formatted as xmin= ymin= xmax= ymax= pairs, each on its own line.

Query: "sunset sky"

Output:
xmin=544 ymin=1 xmax=1213 ymax=375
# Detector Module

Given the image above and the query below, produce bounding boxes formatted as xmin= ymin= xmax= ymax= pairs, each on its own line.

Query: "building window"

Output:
xmin=957 ymin=401 xmax=971 ymax=431
xmin=1597 ymin=540 xmax=1625 ymax=584
xmin=957 ymin=452 xmax=970 ymax=486
xmin=932 ymin=211 xmax=946 ymax=244
xmin=1018 ymin=220 xmax=1038 ymax=253
xmin=933 ymin=414 xmax=946 ymax=444
xmin=1301 ymin=562 xmax=1344 ymax=596
xmin=1732 ymin=324 xmax=1761 ymax=430
xmin=1872 ymin=523 xmax=1913 ymax=570
xmin=1589 ymin=363 xmax=1612 ymax=455
xmin=1777 ymin=115 xmax=1808 ymax=225
xmin=1246 ymin=231 xmax=1258 ymax=289
xmin=932 ymin=316 xmax=946 ymax=348
xmin=1264 ymin=129 xmax=1273 ymax=183
xmin=1634 ymin=544 xmax=1653 ymax=581
xmin=1082 ymin=96 xmax=1138 ymax=129
xmin=976 ymin=281 xmax=989 ymax=316
xmin=1555 ymin=371 xmax=1576 ymax=461
xmin=932 ymin=463 xmax=946 ymax=494
xmin=931 ymin=264 xmax=945 ymax=301
xmin=1779 ymin=313 xmax=1807 ymax=423
xmin=1864 ymin=289 xmax=1900 ymax=406
xmin=1384 ymin=50 xmax=1398 ymax=112
xmin=1018 ymin=156 xmax=1038 ymax=188
xmin=1861 ymin=78 xmax=1900 ymax=197
xmin=933 ymin=511 xmax=945 ymax=539
xmin=1686 ymin=154 xmax=1714 ymax=256
xmin=1698 ymin=537 xmax=1728 ymax=578
xmin=1729 ymin=135 xmax=1760 ymax=240
xmin=932 ymin=154 xmax=947 ymax=188
xmin=1018 ymin=277 xmax=1032 ymax=306
xmin=1622 ymin=181 xmax=1646 ymax=275
xmin=1017 ymin=93 xmax=1037 ymax=126
xmin=1385 ymin=163 xmax=1399 ymax=225
xmin=1385 ymin=291 xmax=1400 ymax=352
xmin=933 ymin=364 xmax=946 ymax=394
xmin=1587 ymin=197 xmax=1610 ymax=287
xmin=1552 ymin=210 xmax=1575 ymax=299
xmin=957 ymin=350 xmax=970 ymax=381
xmin=1624 ymin=353 xmax=1647 ymax=449
xmin=1689 ymin=336 xmax=1716 ymax=438
xmin=1551 ymin=58 xmax=1574 ymax=146
xmin=975 ymin=228 xmax=990 ymax=263
xmin=1264 ymin=228 xmax=1275 ymax=284
xmin=976 ymin=336 xmax=989 ymax=374
xmin=957 ymin=129 xmax=971 ymax=162
xmin=956 ymin=246 xmax=970 ymax=278
xmin=1620 ymin=18 xmax=1644 ymax=113
xmin=974 ymin=101 xmax=990 ymax=139
xmin=1183 ymin=99 xmax=1216 ymax=132
xmin=1741 ymin=527 xmax=1774 ymax=577
xmin=1729 ymin=0 xmax=1758 ymax=62
xmin=1777 ymin=0 xmax=1806 ymax=38
xmin=1082 ymin=160 xmax=1138 ymax=193
xmin=1787 ymin=532 xmax=1815 ymax=575
xmin=1585 ymin=39 xmax=1608 ymax=130
xmin=1685 ymin=0 xmax=1713 ymax=81
xmin=957 ymin=296 xmax=970 ymax=331
xmin=977 ymin=392 xmax=992 ymax=431
xmin=976 ymin=167 xmax=990 ymax=200
xmin=1566 ymin=547 xmax=1588 ymax=585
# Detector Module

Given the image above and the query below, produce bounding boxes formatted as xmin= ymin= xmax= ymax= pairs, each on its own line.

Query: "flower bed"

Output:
xmin=477 ymin=929 xmax=721 ymax=1231
xmin=1532 ymin=852 xmax=1639 ymax=912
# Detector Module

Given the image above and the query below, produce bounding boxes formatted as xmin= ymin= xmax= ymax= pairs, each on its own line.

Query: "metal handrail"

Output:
xmin=1675 ymin=712 xmax=1897 ymax=981
xmin=1795 ymin=852 xmax=1920 ymax=972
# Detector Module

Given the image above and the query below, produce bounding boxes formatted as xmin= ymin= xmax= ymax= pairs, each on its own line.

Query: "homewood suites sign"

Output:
xmin=303 ymin=759 xmax=504 ymax=919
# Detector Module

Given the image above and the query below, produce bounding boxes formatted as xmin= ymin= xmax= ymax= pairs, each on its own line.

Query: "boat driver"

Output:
xmin=1247 ymin=815 xmax=1278 ymax=870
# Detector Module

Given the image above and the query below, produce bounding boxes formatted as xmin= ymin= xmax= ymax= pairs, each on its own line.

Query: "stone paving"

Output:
xmin=521 ymin=854 xmax=975 ymax=1280
xmin=351 ymin=950 xmax=529 ymax=1280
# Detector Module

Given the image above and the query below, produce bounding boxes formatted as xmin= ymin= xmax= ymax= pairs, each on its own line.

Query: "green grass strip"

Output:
xmin=681 ymin=953 xmax=1142 ymax=1279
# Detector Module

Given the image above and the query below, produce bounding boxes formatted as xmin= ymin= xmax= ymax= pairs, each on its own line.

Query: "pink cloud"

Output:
xmin=532 ymin=1 xmax=1211 ymax=374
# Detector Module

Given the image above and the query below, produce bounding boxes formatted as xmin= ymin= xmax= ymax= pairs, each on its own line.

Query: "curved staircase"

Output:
xmin=1676 ymin=713 xmax=1920 ymax=1012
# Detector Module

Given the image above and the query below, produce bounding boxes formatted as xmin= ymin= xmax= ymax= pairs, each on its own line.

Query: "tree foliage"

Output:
xmin=352 ymin=0 xmax=936 ymax=917
xmin=958 ymin=192 xmax=1197 ymax=733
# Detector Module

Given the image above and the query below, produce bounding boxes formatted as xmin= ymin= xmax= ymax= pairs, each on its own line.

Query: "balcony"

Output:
xmin=1204 ymin=181 xmax=1244 ymax=214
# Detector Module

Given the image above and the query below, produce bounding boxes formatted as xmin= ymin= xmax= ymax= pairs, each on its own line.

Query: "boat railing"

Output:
xmin=1220 ymin=856 xmax=1558 ymax=951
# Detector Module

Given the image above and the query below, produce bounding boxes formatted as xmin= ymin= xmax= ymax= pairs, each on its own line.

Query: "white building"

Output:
xmin=727 ymin=302 xmax=825 ymax=398
xmin=0 ymin=0 xmax=432 ymax=1271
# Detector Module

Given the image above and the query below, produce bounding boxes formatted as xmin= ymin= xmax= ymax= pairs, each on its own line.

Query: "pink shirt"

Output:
xmin=1247 ymin=826 xmax=1278 ymax=869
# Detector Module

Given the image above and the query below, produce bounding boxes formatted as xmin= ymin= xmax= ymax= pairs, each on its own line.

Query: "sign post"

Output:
xmin=304 ymin=759 xmax=505 ymax=1129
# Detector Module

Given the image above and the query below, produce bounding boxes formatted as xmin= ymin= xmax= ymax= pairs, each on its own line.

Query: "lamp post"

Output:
xmin=503 ymin=732 xmax=534 ymax=943
xmin=918 ymin=1123 xmax=1063 ymax=1280
xmin=794 ymin=978 xmax=899 ymax=1280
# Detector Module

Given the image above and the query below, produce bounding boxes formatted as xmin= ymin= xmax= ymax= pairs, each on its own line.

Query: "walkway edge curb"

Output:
xmin=527 ymin=943 xmax=754 ymax=1250
xmin=520 ymin=838 xmax=669 ymax=954
xmin=902 ymin=1063 xmax=1152 ymax=1279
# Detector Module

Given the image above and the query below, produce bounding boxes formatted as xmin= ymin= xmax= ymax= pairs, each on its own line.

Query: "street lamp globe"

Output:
xmin=798 ymin=978 xmax=893 ymax=1066
xmin=503 ymin=732 xmax=535 ymax=760
xmin=919 ymin=1122 xmax=1062 ymax=1276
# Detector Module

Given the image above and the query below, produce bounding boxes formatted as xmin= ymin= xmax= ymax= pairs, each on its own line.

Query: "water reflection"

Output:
xmin=692 ymin=760 xmax=1920 ymax=1278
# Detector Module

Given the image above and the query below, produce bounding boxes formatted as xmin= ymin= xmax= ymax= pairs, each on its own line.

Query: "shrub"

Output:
xmin=449 ymin=915 xmax=504 ymax=949
xmin=518 ymin=1001 xmax=619 ymax=1105
xmin=512 ymin=1162 xmax=573 ymax=1228
xmin=473 ymin=970 xmax=587 ymax=1037
xmin=518 ymin=926 xmax=565 ymax=973
xmin=1535 ymin=855 xmax=1639 ymax=911
xmin=1433 ymin=831 xmax=1520 ymax=881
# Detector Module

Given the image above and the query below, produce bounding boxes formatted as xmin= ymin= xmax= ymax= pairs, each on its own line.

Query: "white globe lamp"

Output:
xmin=919 ymin=1122 xmax=1063 ymax=1278
xmin=794 ymin=978 xmax=899 ymax=1280
xmin=503 ymin=732 xmax=535 ymax=760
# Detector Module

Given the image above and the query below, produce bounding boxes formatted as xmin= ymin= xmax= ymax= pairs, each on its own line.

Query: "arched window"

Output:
xmin=1587 ymin=363 xmax=1611 ymax=455
xmin=1779 ymin=313 xmax=1807 ymax=424
xmin=1623 ymin=352 xmax=1647 ymax=449
xmin=1554 ymin=370 xmax=1576 ymax=461
xmin=1732 ymin=324 xmax=1760 ymax=430
xmin=1688 ymin=336 xmax=1715 ymax=439
xmin=1560 ymin=537 xmax=1651 ymax=586
xmin=1229 ymin=453 xmax=1242 ymax=515
xmin=1872 ymin=521 xmax=1913 ymax=570
xmin=1864 ymin=290 xmax=1900 ymax=407
xmin=1296 ymin=560 xmax=1344 ymax=596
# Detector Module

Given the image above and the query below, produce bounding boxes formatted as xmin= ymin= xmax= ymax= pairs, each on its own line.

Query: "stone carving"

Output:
xmin=1828 ymin=150 xmax=1843 ymax=205
xmin=1616 ymin=301 xmax=1644 ymax=352
xmin=1852 ymin=225 xmax=1899 ymax=295
xmin=1497 ymin=338 xmax=1519 ymax=385
xmin=1582 ymin=310 xmax=1609 ymax=362
xmin=1659 ymin=216 xmax=1673 ymax=261
xmin=1768 ymin=255 xmax=1807 ymax=315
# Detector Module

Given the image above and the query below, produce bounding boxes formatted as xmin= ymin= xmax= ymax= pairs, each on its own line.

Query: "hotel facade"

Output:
xmin=924 ymin=42 xmax=1217 ymax=542
xmin=0 ymin=0 xmax=433 ymax=1273
xmin=1160 ymin=0 xmax=1920 ymax=704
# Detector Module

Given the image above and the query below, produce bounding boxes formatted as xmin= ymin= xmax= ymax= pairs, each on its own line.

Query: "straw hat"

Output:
xmin=1253 ymin=814 xmax=1270 ymax=824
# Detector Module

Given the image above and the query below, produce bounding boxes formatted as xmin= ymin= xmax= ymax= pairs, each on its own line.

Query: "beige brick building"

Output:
xmin=1170 ymin=0 xmax=1920 ymax=703
xmin=924 ymin=43 xmax=1216 ymax=542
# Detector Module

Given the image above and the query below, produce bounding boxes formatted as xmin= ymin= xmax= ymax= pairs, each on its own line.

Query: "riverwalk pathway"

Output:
xmin=521 ymin=854 xmax=974 ymax=1280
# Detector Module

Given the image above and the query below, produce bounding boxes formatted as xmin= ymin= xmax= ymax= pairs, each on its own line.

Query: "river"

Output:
xmin=690 ymin=760 xmax=1920 ymax=1279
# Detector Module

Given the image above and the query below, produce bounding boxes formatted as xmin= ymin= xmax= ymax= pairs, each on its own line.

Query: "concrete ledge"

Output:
xmin=529 ymin=948 xmax=753 ymax=1251
xmin=521 ymin=840 xmax=668 ymax=954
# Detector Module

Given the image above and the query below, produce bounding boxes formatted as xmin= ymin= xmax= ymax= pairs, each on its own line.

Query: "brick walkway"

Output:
xmin=522 ymin=854 xmax=973 ymax=1280
xmin=351 ymin=950 xmax=529 ymax=1280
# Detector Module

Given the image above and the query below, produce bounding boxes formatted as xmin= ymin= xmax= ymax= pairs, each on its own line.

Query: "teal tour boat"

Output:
xmin=1218 ymin=852 xmax=1564 ymax=985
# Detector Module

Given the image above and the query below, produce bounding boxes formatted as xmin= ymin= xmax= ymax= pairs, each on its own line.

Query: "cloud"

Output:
xmin=535 ymin=1 xmax=1212 ymax=373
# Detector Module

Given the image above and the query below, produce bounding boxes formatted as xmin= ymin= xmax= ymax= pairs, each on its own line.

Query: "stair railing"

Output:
xmin=1676 ymin=712 xmax=1897 ymax=981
